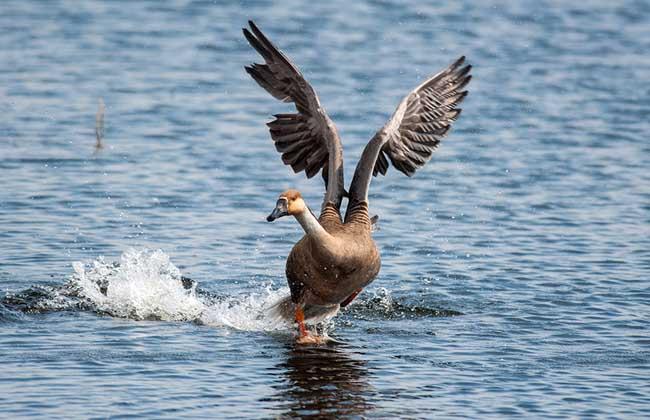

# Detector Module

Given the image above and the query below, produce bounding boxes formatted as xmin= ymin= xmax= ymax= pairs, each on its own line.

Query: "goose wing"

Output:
xmin=243 ymin=21 xmax=345 ymax=209
xmin=348 ymin=56 xmax=471 ymax=206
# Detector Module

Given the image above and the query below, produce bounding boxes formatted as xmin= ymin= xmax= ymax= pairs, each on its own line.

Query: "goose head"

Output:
xmin=267 ymin=189 xmax=306 ymax=222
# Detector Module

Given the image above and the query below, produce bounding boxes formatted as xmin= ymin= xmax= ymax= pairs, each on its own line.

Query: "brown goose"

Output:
xmin=243 ymin=21 xmax=471 ymax=343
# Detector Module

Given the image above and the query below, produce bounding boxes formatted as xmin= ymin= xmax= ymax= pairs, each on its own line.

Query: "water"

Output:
xmin=1 ymin=0 xmax=649 ymax=418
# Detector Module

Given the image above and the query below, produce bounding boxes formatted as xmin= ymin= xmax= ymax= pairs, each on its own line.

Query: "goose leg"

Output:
xmin=295 ymin=306 xmax=309 ymax=338
xmin=295 ymin=306 xmax=326 ymax=344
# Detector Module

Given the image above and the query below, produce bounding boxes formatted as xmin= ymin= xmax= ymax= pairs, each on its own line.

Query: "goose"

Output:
xmin=243 ymin=21 xmax=471 ymax=343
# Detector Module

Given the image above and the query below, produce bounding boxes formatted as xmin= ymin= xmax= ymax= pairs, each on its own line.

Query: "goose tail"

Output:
xmin=266 ymin=294 xmax=340 ymax=325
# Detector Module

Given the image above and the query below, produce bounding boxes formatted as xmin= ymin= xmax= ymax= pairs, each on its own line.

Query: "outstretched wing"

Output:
xmin=243 ymin=21 xmax=345 ymax=209
xmin=348 ymin=56 xmax=471 ymax=204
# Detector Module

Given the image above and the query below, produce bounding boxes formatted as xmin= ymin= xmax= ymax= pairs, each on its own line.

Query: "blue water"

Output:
xmin=1 ymin=0 xmax=649 ymax=418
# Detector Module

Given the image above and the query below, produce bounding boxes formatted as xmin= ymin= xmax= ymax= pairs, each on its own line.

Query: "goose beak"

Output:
xmin=267 ymin=198 xmax=289 ymax=222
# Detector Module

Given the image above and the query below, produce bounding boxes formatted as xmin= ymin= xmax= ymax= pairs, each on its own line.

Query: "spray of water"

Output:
xmin=70 ymin=249 xmax=291 ymax=331
xmin=2 ymin=249 xmax=454 ymax=334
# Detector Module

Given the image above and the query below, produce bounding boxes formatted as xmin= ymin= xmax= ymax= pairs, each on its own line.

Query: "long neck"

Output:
xmin=294 ymin=207 xmax=330 ymax=240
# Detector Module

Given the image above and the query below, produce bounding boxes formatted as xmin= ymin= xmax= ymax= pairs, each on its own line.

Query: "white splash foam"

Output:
xmin=200 ymin=285 xmax=291 ymax=331
xmin=72 ymin=249 xmax=205 ymax=321
xmin=70 ymin=249 xmax=292 ymax=331
xmin=367 ymin=287 xmax=394 ymax=311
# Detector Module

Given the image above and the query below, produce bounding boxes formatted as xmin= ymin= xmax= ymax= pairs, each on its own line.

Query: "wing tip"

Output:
xmin=243 ymin=22 xmax=275 ymax=62
xmin=242 ymin=26 xmax=254 ymax=42
xmin=457 ymin=74 xmax=472 ymax=91
xmin=451 ymin=55 xmax=466 ymax=70
xmin=248 ymin=20 xmax=261 ymax=35
xmin=459 ymin=64 xmax=472 ymax=78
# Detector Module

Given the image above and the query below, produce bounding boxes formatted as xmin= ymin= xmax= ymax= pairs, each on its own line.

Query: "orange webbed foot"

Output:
xmin=296 ymin=333 xmax=328 ymax=345
xmin=294 ymin=306 xmax=327 ymax=345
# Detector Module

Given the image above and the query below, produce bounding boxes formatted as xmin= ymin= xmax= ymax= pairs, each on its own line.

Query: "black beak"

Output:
xmin=267 ymin=198 xmax=289 ymax=222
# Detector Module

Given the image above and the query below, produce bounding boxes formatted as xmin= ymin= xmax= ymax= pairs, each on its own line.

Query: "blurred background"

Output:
xmin=1 ymin=1 xmax=649 ymax=418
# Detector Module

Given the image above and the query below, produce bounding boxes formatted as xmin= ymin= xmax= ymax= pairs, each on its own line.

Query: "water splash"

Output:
xmin=69 ymin=249 xmax=292 ymax=331
xmin=345 ymin=287 xmax=463 ymax=320
xmin=200 ymin=286 xmax=293 ymax=331
xmin=71 ymin=249 xmax=205 ymax=322
xmin=1 ymin=249 xmax=459 ymax=332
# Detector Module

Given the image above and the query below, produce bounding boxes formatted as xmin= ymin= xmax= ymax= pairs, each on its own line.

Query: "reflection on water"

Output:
xmin=276 ymin=344 xmax=374 ymax=418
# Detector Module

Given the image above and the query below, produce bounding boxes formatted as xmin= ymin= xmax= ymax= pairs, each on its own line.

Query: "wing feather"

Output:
xmin=243 ymin=21 xmax=345 ymax=208
xmin=373 ymin=56 xmax=471 ymax=177
xmin=348 ymin=57 xmax=471 ymax=206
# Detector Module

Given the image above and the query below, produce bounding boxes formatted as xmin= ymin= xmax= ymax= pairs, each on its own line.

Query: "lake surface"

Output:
xmin=1 ymin=0 xmax=649 ymax=418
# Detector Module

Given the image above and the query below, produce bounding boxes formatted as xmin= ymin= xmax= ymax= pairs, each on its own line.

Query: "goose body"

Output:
xmin=243 ymin=21 xmax=471 ymax=341
xmin=285 ymin=202 xmax=380 ymax=308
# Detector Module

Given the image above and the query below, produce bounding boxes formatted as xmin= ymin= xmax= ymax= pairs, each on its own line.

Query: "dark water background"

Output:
xmin=1 ymin=0 xmax=649 ymax=418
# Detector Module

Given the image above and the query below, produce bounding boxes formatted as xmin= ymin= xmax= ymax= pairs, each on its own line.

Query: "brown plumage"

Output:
xmin=243 ymin=21 xmax=471 ymax=342
xmin=285 ymin=201 xmax=380 ymax=309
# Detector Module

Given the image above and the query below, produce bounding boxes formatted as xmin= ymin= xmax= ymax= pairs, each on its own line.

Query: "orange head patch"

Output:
xmin=280 ymin=189 xmax=302 ymax=201
xmin=279 ymin=189 xmax=305 ymax=215
xmin=268 ymin=189 xmax=305 ymax=222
